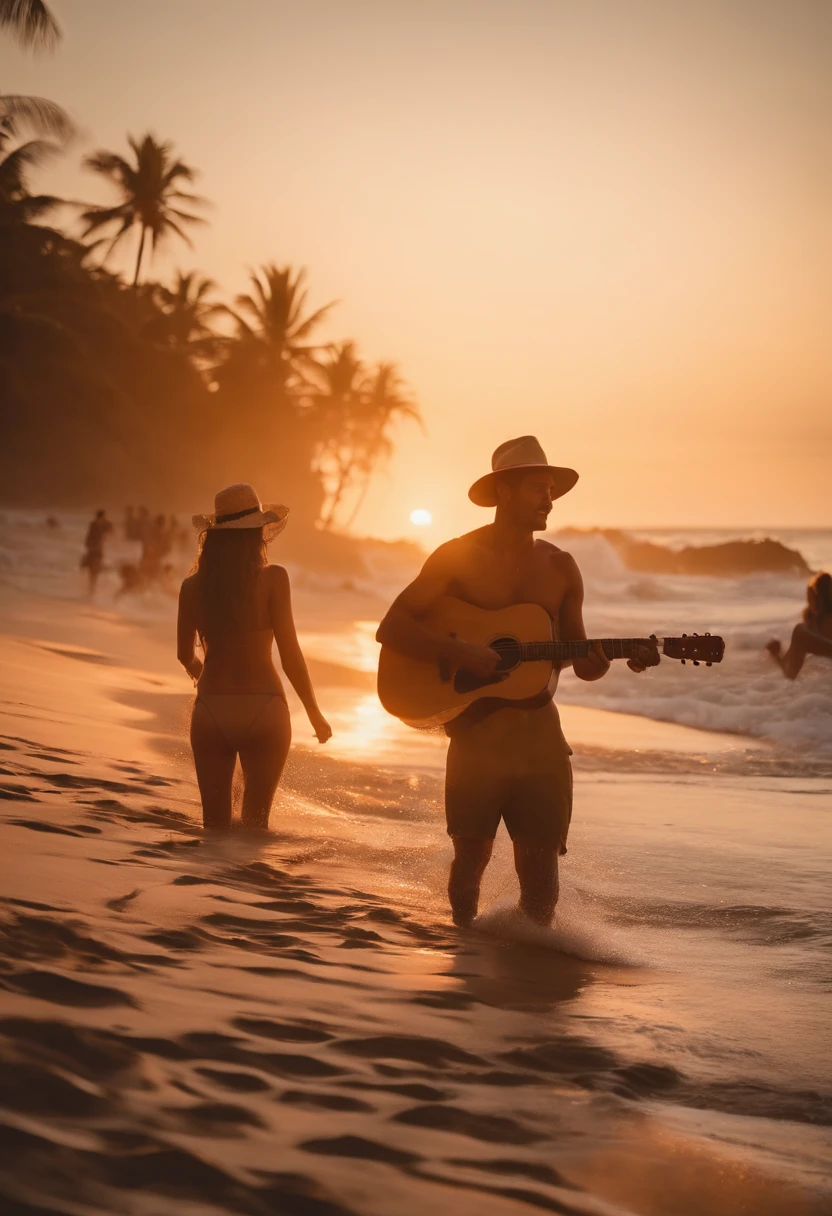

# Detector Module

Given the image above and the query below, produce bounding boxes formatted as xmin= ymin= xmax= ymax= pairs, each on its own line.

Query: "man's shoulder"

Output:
xmin=535 ymin=537 xmax=580 ymax=576
xmin=424 ymin=530 xmax=484 ymax=566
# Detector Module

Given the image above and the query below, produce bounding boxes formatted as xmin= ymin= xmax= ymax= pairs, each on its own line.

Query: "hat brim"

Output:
xmin=192 ymin=504 xmax=290 ymax=539
xmin=468 ymin=466 xmax=578 ymax=508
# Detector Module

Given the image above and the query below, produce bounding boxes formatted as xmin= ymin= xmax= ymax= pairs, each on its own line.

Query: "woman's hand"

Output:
xmin=310 ymin=711 xmax=332 ymax=744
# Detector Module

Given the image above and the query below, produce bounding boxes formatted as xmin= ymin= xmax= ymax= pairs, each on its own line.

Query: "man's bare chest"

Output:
xmin=448 ymin=551 xmax=569 ymax=621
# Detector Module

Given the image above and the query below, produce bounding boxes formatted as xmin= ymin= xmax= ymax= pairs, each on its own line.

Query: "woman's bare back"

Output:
xmin=180 ymin=564 xmax=288 ymax=694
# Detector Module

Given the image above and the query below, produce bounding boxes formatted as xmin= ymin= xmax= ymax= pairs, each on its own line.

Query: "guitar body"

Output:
xmin=376 ymin=597 xmax=555 ymax=728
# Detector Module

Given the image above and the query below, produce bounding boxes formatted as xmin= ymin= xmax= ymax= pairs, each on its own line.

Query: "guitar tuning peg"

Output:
xmin=693 ymin=660 xmax=700 ymax=666
xmin=706 ymin=661 xmax=712 ymax=667
xmin=681 ymin=658 xmax=686 ymax=665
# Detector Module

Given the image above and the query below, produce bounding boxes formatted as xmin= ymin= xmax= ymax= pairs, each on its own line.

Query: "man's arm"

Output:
xmin=376 ymin=541 xmax=501 ymax=679
xmin=557 ymin=554 xmax=610 ymax=682
xmin=558 ymin=552 xmax=659 ymax=678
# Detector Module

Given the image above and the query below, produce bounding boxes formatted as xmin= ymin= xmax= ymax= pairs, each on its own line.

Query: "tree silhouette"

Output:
xmin=343 ymin=361 xmax=421 ymax=530
xmin=224 ymin=263 xmax=335 ymax=399
xmin=146 ymin=269 xmax=222 ymax=358
xmin=309 ymin=341 xmax=367 ymax=527
xmin=81 ymin=133 xmax=206 ymax=286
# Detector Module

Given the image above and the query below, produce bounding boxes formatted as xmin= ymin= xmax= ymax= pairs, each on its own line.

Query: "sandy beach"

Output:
xmin=1 ymin=535 xmax=830 ymax=1216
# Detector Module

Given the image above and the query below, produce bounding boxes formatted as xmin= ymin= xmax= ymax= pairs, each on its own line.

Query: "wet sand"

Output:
xmin=0 ymin=583 xmax=830 ymax=1216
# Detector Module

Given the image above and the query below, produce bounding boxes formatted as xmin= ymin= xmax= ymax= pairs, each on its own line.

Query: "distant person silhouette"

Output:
xmin=80 ymin=509 xmax=112 ymax=596
xmin=140 ymin=514 xmax=173 ymax=585
xmin=767 ymin=572 xmax=832 ymax=679
xmin=177 ymin=483 xmax=331 ymax=832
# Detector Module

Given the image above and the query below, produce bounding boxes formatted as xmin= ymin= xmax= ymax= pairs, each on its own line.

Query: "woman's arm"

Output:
xmin=176 ymin=577 xmax=204 ymax=683
xmin=269 ymin=566 xmax=331 ymax=742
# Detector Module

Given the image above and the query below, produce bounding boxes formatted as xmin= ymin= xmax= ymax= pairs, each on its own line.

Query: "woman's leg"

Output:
xmin=238 ymin=698 xmax=292 ymax=831
xmin=190 ymin=700 xmax=237 ymax=830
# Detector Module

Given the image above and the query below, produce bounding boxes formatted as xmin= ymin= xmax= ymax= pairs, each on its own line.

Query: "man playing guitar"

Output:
xmin=376 ymin=436 xmax=660 ymax=928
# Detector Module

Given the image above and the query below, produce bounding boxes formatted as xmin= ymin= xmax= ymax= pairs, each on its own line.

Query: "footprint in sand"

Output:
xmin=106 ymin=889 xmax=142 ymax=912
xmin=27 ymin=752 xmax=79 ymax=765
xmin=0 ymin=1060 xmax=108 ymax=1117
xmin=166 ymin=1101 xmax=268 ymax=1135
xmin=334 ymin=1035 xmax=485 ymax=1069
xmin=0 ymin=784 xmax=39 ymax=802
xmin=231 ymin=1016 xmax=332 ymax=1044
xmin=393 ymin=1103 xmax=542 ymax=1145
xmin=344 ymin=1080 xmax=450 ymax=1102
xmin=142 ymin=928 xmax=207 ymax=951
xmin=447 ymin=1157 xmax=580 ymax=1190
xmin=8 ymin=819 xmax=81 ymax=836
xmin=5 ymin=970 xmax=137 ymax=1009
xmin=195 ymin=1067 xmax=271 ymax=1093
xmin=278 ymin=1089 xmax=375 ymax=1113
xmin=300 ymin=1135 xmax=420 ymax=1167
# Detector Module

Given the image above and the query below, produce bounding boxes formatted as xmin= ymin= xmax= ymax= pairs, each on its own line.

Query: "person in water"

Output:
xmin=81 ymin=508 xmax=113 ymax=596
xmin=177 ymin=483 xmax=331 ymax=831
xmin=766 ymin=571 xmax=832 ymax=680
xmin=376 ymin=436 xmax=659 ymax=928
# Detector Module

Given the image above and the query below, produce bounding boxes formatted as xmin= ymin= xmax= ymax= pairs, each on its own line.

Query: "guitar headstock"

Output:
xmin=662 ymin=634 xmax=725 ymax=665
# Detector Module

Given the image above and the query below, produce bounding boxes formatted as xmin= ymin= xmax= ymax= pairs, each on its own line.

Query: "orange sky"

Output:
xmin=5 ymin=0 xmax=830 ymax=540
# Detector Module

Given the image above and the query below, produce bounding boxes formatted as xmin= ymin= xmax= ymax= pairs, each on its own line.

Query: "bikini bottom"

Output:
xmin=193 ymin=694 xmax=289 ymax=753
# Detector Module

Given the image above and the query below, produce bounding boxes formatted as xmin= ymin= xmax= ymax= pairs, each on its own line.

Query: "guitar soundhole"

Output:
xmin=453 ymin=637 xmax=520 ymax=694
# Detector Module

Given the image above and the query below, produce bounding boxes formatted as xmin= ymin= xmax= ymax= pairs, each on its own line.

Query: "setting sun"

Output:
xmin=410 ymin=508 xmax=432 ymax=527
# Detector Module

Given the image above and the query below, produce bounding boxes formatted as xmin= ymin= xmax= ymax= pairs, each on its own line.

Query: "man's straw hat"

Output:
xmin=468 ymin=436 xmax=578 ymax=507
xmin=193 ymin=483 xmax=289 ymax=539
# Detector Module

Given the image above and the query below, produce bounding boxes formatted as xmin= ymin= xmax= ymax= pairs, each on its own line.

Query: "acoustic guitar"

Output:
xmin=377 ymin=596 xmax=725 ymax=728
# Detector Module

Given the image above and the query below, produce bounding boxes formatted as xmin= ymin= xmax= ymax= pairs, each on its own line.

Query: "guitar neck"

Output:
xmin=520 ymin=638 xmax=656 ymax=662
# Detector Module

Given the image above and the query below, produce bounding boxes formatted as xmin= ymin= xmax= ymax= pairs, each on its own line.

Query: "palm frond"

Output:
xmin=79 ymin=204 xmax=130 ymax=237
xmin=0 ymin=137 xmax=57 ymax=180
xmin=0 ymin=0 xmax=60 ymax=51
xmin=292 ymin=300 xmax=337 ymax=340
xmin=83 ymin=149 xmax=132 ymax=179
xmin=0 ymin=93 xmax=73 ymax=140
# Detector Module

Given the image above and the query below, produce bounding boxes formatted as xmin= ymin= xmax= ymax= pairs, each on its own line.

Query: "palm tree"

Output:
xmin=227 ymin=264 xmax=335 ymax=382
xmin=342 ymin=362 xmax=422 ymax=530
xmin=309 ymin=341 xmax=367 ymax=526
xmin=0 ymin=0 xmax=59 ymax=49
xmin=81 ymin=133 xmax=206 ymax=286
xmin=148 ymin=269 xmax=221 ymax=357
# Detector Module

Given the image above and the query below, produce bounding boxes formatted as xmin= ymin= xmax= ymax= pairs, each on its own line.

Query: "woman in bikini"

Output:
xmin=177 ymin=483 xmax=331 ymax=831
xmin=766 ymin=571 xmax=832 ymax=680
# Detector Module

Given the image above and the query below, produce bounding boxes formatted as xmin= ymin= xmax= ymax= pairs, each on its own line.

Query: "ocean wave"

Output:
xmin=558 ymin=654 xmax=832 ymax=757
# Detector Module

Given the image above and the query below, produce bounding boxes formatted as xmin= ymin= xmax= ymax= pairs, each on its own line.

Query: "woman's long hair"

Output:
xmin=806 ymin=571 xmax=832 ymax=624
xmin=193 ymin=527 xmax=267 ymax=644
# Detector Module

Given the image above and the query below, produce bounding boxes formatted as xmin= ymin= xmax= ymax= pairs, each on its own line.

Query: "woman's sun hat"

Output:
xmin=468 ymin=436 xmax=579 ymax=507
xmin=193 ymin=483 xmax=289 ymax=540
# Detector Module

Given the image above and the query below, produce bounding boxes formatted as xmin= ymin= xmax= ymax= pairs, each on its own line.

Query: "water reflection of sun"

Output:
xmin=331 ymin=694 xmax=391 ymax=752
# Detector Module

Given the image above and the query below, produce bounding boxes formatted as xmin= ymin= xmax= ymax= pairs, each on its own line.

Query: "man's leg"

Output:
xmin=448 ymin=835 xmax=493 ymax=927
xmin=513 ymin=838 xmax=559 ymax=925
